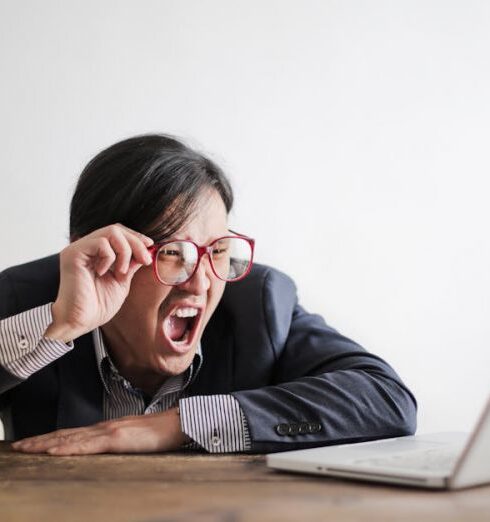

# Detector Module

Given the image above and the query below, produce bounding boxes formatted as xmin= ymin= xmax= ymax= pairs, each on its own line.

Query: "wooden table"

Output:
xmin=0 ymin=442 xmax=489 ymax=521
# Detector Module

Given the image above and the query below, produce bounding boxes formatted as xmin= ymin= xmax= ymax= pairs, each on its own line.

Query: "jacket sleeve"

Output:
xmin=231 ymin=268 xmax=417 ymax=453
xmin=0 ymin=269 xmax=73 ymax=398
xmin=0 ymin=271 xmax=24 ymax=397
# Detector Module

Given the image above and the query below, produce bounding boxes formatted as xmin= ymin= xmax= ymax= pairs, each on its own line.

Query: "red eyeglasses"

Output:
xmin=147 ymin=231 xmax=255 ymax=286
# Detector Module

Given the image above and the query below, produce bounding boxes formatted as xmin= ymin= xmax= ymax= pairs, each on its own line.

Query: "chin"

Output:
xmin=154 ymin=345 xmax=198 ymax=377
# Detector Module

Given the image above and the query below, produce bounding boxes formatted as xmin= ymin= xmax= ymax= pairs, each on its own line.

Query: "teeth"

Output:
xmin=172 ymin=307 xmax=199 ymax=318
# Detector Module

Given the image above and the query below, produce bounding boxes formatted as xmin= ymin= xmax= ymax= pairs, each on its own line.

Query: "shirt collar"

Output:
xmin=92 ymin=327 xmax=203 ymax=397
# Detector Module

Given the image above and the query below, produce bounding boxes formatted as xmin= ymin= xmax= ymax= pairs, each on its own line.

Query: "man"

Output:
xmin=0 ymin=134 xmax=417 ymax=455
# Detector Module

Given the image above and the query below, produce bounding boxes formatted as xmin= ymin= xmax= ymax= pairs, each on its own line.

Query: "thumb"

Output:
xmin=126 ymin=259 xmax=147 ymax=280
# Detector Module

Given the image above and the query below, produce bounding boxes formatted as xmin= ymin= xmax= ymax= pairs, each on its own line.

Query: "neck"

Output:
xmin=113 ymin=360 xmax=166 ymax=397
xmin=100 ymin=328 xmax=167 ymax=397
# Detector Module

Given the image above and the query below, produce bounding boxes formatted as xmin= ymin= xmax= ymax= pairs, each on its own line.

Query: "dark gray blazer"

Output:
xmin=0 ymin=255 xmax=417 ymax=452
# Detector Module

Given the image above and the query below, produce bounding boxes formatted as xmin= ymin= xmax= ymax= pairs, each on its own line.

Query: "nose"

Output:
xmin=178 ymin=254 xmax=211 ymax=295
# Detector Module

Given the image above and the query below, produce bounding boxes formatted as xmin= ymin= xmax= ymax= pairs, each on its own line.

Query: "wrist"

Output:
xmin=175 ymin=406 xmax=192 ymax=447
xmin=44 ymin=302 xmax=79 ymax=343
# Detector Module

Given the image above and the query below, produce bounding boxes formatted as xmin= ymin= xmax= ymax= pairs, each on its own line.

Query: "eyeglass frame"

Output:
xmin=147 ymin=230 xmax=255 ymax=286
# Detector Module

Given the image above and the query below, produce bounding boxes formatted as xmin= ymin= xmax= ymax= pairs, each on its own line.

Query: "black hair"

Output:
xmin=69 ymin=134 xmax=233 ymax=242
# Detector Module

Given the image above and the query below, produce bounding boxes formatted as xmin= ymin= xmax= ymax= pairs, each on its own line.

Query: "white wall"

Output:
xmin=1 ymin=0 xmax=489 ymax=440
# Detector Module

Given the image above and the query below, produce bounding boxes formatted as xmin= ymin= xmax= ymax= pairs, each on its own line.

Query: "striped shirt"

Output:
xmin=0 ymin=303 xmax=251 ymax=452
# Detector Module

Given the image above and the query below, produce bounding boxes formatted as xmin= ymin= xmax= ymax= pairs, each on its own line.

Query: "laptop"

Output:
xmin=266 ymin=396 xmax=490 ymax=489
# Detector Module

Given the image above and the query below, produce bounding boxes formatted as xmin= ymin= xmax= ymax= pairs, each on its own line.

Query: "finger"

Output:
xmin=45 ymin=419 xmax=136 ymax=455
xmin=125 ymin=259 xmax=145 ymax=279
xmin=122 ymin=231 xmax=153 ymax=267
xmin=106 ymin=228 xmax=133 ymax=275
xmin=47 ymin=435 xmax=112 ymax=456
xmin=114 ymin=224 xmax=154 ymax=247
xmin=92 ymin=237 xmax=117 ymax=276
xmin=77 ymin=226 xmax=153 ymax=277
xmin=13 ymin=426 xmax=88 ymax=446
xmin=15 ymin=437 xmax=70 ymax=453
xmin=12 ymin=426 xmax=98 ymax=452
xmin=91 ymin=224 xmax=154 ymax=249
xmin=88 ymin=224 xmax=154 ymax=246
xmin=104 ymin=226 xmax=153 ymax=276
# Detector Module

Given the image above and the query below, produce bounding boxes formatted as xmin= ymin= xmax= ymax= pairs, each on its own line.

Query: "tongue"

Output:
xmin=165 ymin=316 xmax=189 ymax=341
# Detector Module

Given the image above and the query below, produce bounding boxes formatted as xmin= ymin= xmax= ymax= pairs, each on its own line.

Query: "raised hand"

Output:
xmin=44 ymin=224 xmax=154 ymax=342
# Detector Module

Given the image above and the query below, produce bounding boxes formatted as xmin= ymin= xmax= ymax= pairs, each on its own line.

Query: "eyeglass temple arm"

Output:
xmin=228 ymin=229 xmax=254 ymax=241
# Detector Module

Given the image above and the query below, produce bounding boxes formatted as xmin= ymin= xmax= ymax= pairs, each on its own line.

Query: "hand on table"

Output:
xmin=11 ymin=408 xmax=188 ymax=455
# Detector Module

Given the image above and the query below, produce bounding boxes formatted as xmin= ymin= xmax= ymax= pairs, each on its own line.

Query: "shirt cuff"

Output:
xmin=0 ymin=303 xmax=74 ymax=379
xmin=179 ymin=394 xmax=252 ymax=453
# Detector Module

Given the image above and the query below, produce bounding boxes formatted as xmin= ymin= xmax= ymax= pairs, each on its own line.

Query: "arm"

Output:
xmin=1 ymin=270 xmax=74 ymax=398
xmin=6 ymin=225 xmax=190 ymax=454
xmin=0 ymin=270 xmax=22 ymax=396
xmin=0 ymin=302 xmax=74 ymax=394
xmin=178 ymin=394 xmax=251 ymax=452
xmin=231 ymin=268 xmax=417 ymax=453
xmin=0 ymin=269 xmax=78 ymax=395
xmin=1 ymin=225 xmax=154 ymax=397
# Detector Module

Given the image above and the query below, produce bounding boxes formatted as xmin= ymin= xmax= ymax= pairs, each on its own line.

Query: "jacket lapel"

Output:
xmin=56 ymin=332 xmax=104 ymax=429
xmin=188 ymin=307 xmax=234 ymax=396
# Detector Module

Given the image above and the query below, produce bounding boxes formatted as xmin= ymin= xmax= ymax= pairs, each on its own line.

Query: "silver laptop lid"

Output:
xmin=450 ymin=396 xmax=490 ymax=489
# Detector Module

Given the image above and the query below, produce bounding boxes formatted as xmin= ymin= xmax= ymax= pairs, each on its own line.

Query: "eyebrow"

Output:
xmin=154 ymin=232 xmax=234 ymax=246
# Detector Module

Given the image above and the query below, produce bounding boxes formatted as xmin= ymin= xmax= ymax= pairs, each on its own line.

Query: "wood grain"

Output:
xmin=1 ymin=442 xmax=489 ymax=522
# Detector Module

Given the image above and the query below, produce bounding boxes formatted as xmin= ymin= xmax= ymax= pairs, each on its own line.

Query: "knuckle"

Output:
xmin=110 ymin=227 xmax=123 ymax=239
xmin=104 ymin=422 xmax=121 ymax=435
xmin=134 ymin=231 xmax=147 ymax=241
xmin=103 ymin=420 xmax=131 ymax=440
xmin=106 ymin=224 xmax=123 ymax=240
xmin=109 ymin=426 xmax=125 ymax=441
xmin=59 ymin=247 xmax=71 ymax=262
xmin=97 ymin=237 xmax=112 ymax=251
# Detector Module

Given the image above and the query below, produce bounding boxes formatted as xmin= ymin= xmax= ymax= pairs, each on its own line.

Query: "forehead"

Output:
xmin=175 ymin=189 xmax=228 ymax=243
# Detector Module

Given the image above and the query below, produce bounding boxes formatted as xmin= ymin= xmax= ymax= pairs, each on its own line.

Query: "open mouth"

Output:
xmin=162 ymin=306 xmax=202 ymax=352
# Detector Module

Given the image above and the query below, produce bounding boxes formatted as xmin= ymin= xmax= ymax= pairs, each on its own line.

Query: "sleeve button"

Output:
xmin=211 ymin=436 xmax=221 ymax=447
xmin=18 ymin=336 xmax=29 ymax=350
xmin=275 ymin=423 xmax=290 ymax=436
xmin=298 ymin=422 xmax=309 ymax=434
xmin=307 ymin=423 xmax=321 ymax=434
xmin=288 ymin=423 xmax=299 ymax=435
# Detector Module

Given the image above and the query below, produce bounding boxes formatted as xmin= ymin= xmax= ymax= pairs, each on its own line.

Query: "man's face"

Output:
xmin=101 ymin=189 xmax=228 ymax=386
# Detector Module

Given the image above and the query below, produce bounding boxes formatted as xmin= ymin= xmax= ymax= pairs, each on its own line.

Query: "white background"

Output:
xmin=1 ymin=0 xmax=489 ymax=440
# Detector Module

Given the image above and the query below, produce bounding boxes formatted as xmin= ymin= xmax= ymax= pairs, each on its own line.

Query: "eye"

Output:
xmin=212 ymin=247 xmax=228 ymax=255
xmin=212 ymin=239 xmax=230 ymax=256
xmin=158 ymin=248 xmax=183 ymax=260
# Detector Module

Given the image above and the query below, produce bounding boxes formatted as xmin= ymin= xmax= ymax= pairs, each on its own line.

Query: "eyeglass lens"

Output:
xmin=155 ymin=237 xmax=252 ymax=284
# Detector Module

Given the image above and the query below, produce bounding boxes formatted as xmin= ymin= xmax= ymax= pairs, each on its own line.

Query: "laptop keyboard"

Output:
xmin=353 ymin=448 xmax=459 ymax=472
